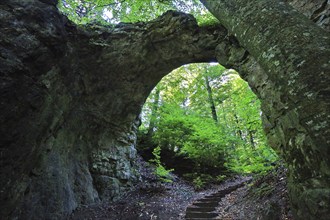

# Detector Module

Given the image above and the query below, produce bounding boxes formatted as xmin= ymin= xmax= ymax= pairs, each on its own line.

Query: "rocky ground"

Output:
xmin=69 ymin=157 xmax=293 ymax=220
xmin=215 ymin=165 xmax=293 ymax=220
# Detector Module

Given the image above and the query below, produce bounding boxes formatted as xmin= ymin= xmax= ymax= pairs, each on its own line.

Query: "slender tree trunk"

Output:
xmin=147 ymin=86 xmax=161 ymax=139
xmin=248 ymin=130 xmax=256 ymax=150
xmin=220 ymin=103 xmax=227 ymax=125
xmin=204 ymin=74 xmax=218 ymax=123
xmin=233 ymin=112 xmax=243 ymax=141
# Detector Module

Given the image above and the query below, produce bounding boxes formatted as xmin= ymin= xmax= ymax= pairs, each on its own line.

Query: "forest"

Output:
xmin=139 ymin=64 xmax=278 ymax=176
xmin=0 ymin=0 xmax=329 ymax=219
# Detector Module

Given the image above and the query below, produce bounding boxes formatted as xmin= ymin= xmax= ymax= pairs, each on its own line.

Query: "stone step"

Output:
xmin=186 ymin=207 xmax=216 ymax=212
xmin=206 ymin=193 xmax=225 ymax=198
xmin=193 ymin=202 xmax=219 ymax=207
xmin=185 ymin=179 xmax=252 ymax=220
xmin=185 ymin=218 xmax=217 ymax=220
xmin=197 ymin=198 xmax=221 ymax=202
xmin=185 ymin=212 xmax=218 ymax=218
xmin=204 ymin=195 xmax=223 ymax=200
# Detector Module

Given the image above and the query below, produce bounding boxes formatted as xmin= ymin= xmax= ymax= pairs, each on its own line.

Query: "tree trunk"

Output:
xmin=204 ymin=74 xmax=218 ymax=123
xmin=201 ymin=0 xmax=330 ymax=219
xmin=146 ymin=85 xmax=161 ymax=139
xmin=248 ymin=130 xmax=256 ymax=150
xmin=233 ymin=112 xmax=243 ymax=141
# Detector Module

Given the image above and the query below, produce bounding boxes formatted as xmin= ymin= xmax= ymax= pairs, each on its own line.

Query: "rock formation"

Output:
xmin=0 ymin=0 xmax=227 ymax=218
xmin=201 ymin=1 xmax=329 ymax=219
xmin=0 ymin=0 xmax=329 ymax=219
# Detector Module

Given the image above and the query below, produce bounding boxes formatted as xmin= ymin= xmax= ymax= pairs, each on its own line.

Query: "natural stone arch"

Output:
xmin=0 ymin=2 xmax=229 ymax=219
xmin=0 ymin=0 xmax=329 ymax=219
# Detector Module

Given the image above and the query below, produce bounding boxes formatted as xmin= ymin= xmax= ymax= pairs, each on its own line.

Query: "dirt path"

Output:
xmin=69 ymin=175 xmax=250 ymax=220
xmin=215 ymin=166 xmax=293 ymax=220
xmin=69 ymin=158 xmax=291 ymax=220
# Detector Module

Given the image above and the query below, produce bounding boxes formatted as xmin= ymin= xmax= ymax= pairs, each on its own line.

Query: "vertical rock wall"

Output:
xmin=202 ymin=0 xmax=330 ymax=219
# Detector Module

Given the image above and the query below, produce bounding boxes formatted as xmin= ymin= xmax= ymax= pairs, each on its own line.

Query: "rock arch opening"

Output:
xmin=137 ymin=63 xmax=279 ymax=180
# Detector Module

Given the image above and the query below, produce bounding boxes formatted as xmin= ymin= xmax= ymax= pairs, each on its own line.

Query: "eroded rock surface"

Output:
xmin=201 ymin=0 xmax=330 ymax=219
xmin=286 ymin=0 xmax=330 ymax=30
xmin=1 ymin=0 xmax=329 ymax=219
xmin=0 ymin=1 xmax=227 ymax=219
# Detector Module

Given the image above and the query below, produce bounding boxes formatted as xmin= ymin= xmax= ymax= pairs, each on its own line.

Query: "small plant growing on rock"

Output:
xmin=192 ymin=176 xmax=205 ymax=190
xmin=216 ymin=174 xmax=227 ymax=182
xmin=149 ymin=146 xmax=174 ymax=183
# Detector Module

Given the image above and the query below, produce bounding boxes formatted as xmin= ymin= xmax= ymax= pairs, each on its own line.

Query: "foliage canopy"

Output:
xmin=140 ymin=63 xmax=278 ymax=177
xmin=58 ymin=0 xmax=218 ymax=25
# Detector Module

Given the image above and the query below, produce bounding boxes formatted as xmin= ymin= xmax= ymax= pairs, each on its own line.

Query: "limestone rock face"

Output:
xmin=202 ymin=0 xmax=330 ymax=219
xmin=286 ymin=0 xmax=330 ymax=30
xmin=0 ymin=1 xmax=225 ymax=219
xmin=1 ymin=0 xmax=329 ymax=219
